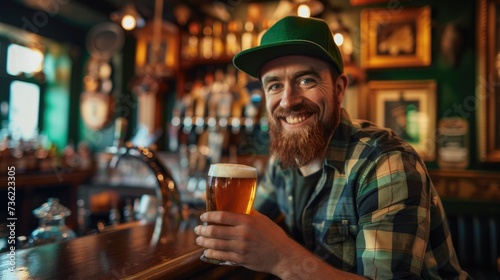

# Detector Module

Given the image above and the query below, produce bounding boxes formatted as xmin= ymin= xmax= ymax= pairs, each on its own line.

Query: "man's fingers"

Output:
xmin=200 ymin=211 xmax=235 ymax=224
xmin=196 ymin=236 xmax=247 ymax=256
xmin=200 ymin=211 xmax=251 ymax=225
xmin=194 ymin=224 xmax=237 ymax=240
xmin=202 ymin=249 xmax=242 ymax=265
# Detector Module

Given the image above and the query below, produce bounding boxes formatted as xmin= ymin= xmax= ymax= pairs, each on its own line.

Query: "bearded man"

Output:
xmin=195 ymin=16 xmax=470 ymax=280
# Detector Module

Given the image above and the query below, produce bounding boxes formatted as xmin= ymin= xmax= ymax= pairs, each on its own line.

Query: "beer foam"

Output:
xmin=208 ymin=163 xmax=257 ymax=178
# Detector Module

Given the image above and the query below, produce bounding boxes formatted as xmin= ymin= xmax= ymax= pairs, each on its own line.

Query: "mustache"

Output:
xmin=272 ymin=100 xmax=320 ymax=118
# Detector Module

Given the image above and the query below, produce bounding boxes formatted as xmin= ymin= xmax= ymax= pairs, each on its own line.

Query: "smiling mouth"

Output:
xmin=283 ymin=113 xmax=311 ymax=124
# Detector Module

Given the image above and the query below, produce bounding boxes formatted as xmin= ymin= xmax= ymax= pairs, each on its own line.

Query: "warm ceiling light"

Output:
xmin=174 ymin=4 xmax=191 ymax=26
xmin=297 ymin=4 xmax=311 ymax=18
xmin=334 ymin=33 xmax=344 ymax=46
xmin=121 ymin=15 xmax=136 ymax=30
xmin=111 ymin=2 xmax=144 ymax=31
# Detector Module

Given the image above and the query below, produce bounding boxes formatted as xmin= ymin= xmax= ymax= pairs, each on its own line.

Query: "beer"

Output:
xmin=201 ymin=163 xmax=257 ymax=265
xmin=206 ymin=163 xmax=257 ymax=214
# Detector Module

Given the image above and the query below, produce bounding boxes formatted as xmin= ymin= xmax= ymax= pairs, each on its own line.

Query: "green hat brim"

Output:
xmin=233 ymin=40 xmax=342 ymax=79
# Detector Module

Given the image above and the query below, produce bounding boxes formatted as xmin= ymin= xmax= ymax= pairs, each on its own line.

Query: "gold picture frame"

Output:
xmin=477 ymin=0 xmax=500 ymax=162
xmin=368 ymin=80 xmax=436 ymax=161
xmin=80 ymin=92 xmax=115 ymax=131
xmin=361 ymin=6 xmax=431 ymax=69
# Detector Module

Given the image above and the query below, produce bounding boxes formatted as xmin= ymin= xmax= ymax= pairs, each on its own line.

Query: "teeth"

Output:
xmin=285 ymin=115 xmax=307 ymax=124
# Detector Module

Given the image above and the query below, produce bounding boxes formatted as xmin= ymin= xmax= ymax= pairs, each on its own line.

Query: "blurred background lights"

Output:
xmin=297 ymin=4 xmax=311 ymax=18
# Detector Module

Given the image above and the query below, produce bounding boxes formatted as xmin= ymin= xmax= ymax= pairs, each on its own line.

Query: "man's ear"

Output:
xmin=335 ymin=73 xmax=349 ymax=103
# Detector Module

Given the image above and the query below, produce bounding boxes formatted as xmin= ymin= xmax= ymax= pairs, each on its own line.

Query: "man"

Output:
xmin=194 ymin=16 xmax=470 ymax=279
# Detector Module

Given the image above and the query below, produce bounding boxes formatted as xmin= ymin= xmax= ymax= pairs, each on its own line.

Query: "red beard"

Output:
xmin=268 ymin=99 xmax=340 ymax=169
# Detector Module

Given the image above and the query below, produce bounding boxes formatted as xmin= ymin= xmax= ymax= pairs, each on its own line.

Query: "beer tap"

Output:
xmin=182 ymin=117 xmax=193 ymax=137
xmin=244 ymin=117 xmax=255 ymax=135
xmin=207 ymin=118 xmax=224 ymax=166
xmin=230 ymin=117 xmax=241 ymax=135
xmin=107 ymin=118 xmax=183 ymax=247
xmin=194 ymin=117 xmax=205 ymax=135
xmin=168 ymin=99 xmax=183 ymax=152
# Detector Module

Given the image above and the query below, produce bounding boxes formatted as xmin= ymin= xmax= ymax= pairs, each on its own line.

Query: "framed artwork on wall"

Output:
xmin=477 ymin=0 xmax=500 ymax=162
xmin=368 ymin=80 xmax=437 ymax=161
xmin=80 ymin=92 xmax=115 ymax=130
xmin=360 ymin=5 xmax=431 ymax=69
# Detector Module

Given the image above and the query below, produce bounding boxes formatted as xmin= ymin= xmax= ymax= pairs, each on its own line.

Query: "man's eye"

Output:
xmin=268 ymin=83 xmax=282 ymax=92
xmin=299 ymin=78 xmax=314 ymax=85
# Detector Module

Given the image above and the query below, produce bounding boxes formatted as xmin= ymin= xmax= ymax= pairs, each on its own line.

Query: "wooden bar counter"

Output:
xmin=1 ymin=219 xmax=273 ymax=280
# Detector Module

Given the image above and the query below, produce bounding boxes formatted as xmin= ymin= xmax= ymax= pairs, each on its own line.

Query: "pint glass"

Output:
xmin=200 ymin=163 xmax=258 ymax=265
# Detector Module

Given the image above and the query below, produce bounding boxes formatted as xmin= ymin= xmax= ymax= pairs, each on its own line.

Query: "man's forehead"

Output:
xmin=260 ymin=56 xmax=331 ymax=80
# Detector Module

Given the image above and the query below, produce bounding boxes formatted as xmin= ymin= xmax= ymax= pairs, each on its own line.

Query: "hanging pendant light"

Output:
xmin=110 ymin=2 xmax=145 ymax=31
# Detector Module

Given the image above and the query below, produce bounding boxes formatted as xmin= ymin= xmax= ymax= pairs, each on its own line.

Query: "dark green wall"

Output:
xmin=361 ymin=0 xmax=497 ymax=171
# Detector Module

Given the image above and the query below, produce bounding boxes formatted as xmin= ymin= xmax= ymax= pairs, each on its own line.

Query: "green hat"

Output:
xmin=233 ymin=16 xmax=343 ymax=78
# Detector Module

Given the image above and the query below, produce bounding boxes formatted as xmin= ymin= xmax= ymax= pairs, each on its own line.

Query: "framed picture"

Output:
xmin=80 ymin=92 xmax=115 ymax=130
xmin=361 ymin=6 xmax=431 ymax=68
xmin=368 ymin=80 xmax=436 ymax=161
xmin=477 ymin=0 xmax=500 ymax=162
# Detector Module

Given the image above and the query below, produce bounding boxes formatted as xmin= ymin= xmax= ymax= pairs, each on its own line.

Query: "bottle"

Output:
xmin=77 ymin=199 xmax=88 ymax=236
xmin=113 ymin=117 xmax=128 ymax=148
xmin=201 ymin=20 xmax=213 ymax=59
xmin=241 ymin=21 xmax=255 ymax=50
xmin=229 ymin=67 xmax=249 ymax=119
xmin=257 ymin=19 xmax=271 ymax=46
xmin=212 ymin=20 xmax=224 ymax=59
xmin=184 ymin=22 xmax=200 ymax=59
xmin=226 ymin=20 xmax=242 ymax=57
xmin=168 ymin=99 xmax=183 ymax=152
xmin=62 ymin=140 xmax=80 ymax=168
xmin=438 ymin=118 xmax=469 ymax=170
xmin=215 ymin=70 xmax=232 ymax=119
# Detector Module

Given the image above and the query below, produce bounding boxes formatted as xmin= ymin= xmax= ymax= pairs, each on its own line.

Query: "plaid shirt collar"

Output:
xmin=323 ymin=108 xmax=355 ymax=174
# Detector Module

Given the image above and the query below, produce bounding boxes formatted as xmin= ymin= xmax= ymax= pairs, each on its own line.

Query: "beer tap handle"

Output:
xmin=208 ymin=130 xmax=224 ymax=165
xmin=230 ymin=117 xmax=241 ymax=134
xmin=244 ymin=117 xmax=255 ymax=135
xmin=194 ymin=117 xmax=205 ymax=135
xmin=259 ymin=116 xmax=269 ymax=133
xmin=188 ymin=144 xmax=198 ymax=174
xmin=168 ymin=100 xmax=183 ymax=152
xmin=113 ymin=117 xmax=128 ymax=148
xmin=182 ymin=117 xmax=193 ymax=135
xmin=168 ymin=116 xmax=180 ymax=152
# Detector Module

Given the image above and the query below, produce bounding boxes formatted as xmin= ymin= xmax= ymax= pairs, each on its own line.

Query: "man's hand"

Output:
xmin=194 ymin=210 xmax=291 ymax=274
xmin=194 ymin=210 xmax=364 ymax=279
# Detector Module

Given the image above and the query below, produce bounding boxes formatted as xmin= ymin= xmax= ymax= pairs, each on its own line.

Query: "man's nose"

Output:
xmin=279 ymin=85 xmax=302 ymax=109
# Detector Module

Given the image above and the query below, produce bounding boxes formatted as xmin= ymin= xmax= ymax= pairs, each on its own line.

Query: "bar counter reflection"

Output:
xmin=0 ymin=219 xmax=272 ymax=279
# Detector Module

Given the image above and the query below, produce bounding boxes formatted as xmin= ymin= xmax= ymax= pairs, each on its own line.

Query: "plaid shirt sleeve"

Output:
xmin=355 ymin=149 xmax=431 ymax=279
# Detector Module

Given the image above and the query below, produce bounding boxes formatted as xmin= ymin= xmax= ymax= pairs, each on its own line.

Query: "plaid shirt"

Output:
xmin=254 ymin=109 xmax=470 ymax=279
